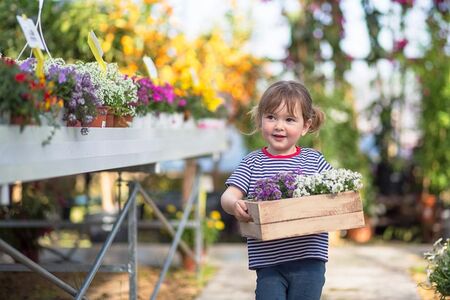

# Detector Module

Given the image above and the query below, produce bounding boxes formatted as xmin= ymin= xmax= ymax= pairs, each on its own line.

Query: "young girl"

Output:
xmin=221 ymin=80 xmax=332 ymax=300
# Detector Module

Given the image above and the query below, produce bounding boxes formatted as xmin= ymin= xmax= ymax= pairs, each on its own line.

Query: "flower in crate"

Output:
xmin=253 ymin=178 xmax=282 ymax=201
xmin=293 ymin=169 xmax=363 ymax=197
xmin=251 ymin=169 xmax=302 ymax=201
xmin=250 ymin=168 xmax=362 ymax=201
xmin=0 ymin=57 xmax=46 ymax=125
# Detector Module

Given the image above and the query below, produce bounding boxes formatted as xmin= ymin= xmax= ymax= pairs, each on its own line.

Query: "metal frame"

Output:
xmin=0 ymin=172 xmax=203 ymax=300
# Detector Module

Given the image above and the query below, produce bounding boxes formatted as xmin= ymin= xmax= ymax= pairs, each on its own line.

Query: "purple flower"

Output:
xmin=252 ymin=178 xmax=282 ymax=201
xmin=251 ymin=170 xmax=301 ymax=201
xmin=19 ymin=58 xmax=35 ymax=73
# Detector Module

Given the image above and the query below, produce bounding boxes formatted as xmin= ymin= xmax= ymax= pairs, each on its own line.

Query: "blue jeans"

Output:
xmin=255 ymin=259 xmax=326 ymax=300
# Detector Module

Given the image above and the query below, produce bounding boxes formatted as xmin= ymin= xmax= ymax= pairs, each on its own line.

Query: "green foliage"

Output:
xmin=0 ymin=0 xmax=106 ymax=61
xmin=413 ymin=6 xmax=450 ymax=195
xmin=0 ymin=1 xmax=41 ymax=57
xmin=424 ymin=238 xmax=450 ymax=299
xmin=162 ymin=205 xmax=224 ymax=249
xmin=382 ymin=226 xmax=422 ymax=243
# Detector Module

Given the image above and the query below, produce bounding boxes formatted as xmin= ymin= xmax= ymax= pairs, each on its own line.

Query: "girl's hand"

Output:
xmin=233 ymin=199 xmax=252 ymax=222
xmin=221 ymin=186 xmax=252 ymax=222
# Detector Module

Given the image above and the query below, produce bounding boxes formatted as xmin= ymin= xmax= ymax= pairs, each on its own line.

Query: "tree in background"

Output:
xmin=411 ymin=1 xmax=449 ymax=243
xmin=413 ymin=2 xmax=449 ymax=198
xmin=363 ymin=1 xmax=449 ymax=199
xmin=0 ymin=0 xmax=266 ymax=119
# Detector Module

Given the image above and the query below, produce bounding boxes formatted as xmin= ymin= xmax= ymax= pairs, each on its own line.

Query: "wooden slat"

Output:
xmin=240 ymin=210 xmax=365 ymax=241
xmin=245 ymin=191 xmax=362 ymax=225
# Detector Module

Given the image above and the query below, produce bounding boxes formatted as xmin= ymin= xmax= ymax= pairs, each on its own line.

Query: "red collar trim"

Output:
xmin=262 ymin=146 xmax=301 ymax=159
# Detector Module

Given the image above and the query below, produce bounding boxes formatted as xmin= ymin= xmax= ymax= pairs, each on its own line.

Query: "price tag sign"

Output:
xmin=87 ymin=30 xmax=107 ymax=72
xmin=143 ymin=55 xmax=158 ymax=81
xmin=16 ymin=15 xmax=45 ymax=50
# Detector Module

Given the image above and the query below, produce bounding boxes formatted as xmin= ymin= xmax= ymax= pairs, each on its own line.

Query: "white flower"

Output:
xmin=74 ymin=62 xmax=138 ymax=115
xmin=293 ymin=168 xmax=363 ymax=197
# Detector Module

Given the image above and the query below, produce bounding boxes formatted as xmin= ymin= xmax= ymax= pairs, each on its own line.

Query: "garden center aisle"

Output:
xmin=197 ymin=243 xmax=429 ymax=300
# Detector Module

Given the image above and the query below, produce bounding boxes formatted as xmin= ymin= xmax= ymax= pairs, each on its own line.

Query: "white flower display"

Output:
xmin=74 ymin=62 xmax=138 ymax=116
xmin=293 ymin=169 xmax=363 ymax=197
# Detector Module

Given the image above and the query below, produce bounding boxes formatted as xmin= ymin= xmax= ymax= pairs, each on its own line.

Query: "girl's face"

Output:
xmin=261 ymin=102 xmax=311 ymax=156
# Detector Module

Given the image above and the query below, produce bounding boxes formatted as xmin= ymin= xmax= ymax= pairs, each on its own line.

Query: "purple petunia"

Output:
xmin=251 ymin=168 xmax=302 ymax=201
xmin=19 ymin=58 xmax=35 ymax=73
xmin=252 ymin=178 xmax=282 ymax=201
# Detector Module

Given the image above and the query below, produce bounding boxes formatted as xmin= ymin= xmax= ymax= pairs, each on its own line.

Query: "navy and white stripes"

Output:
xmin=226 ymin=147 xmax=332 ymax=270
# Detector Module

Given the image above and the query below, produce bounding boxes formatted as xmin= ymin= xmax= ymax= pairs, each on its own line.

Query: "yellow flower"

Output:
xmin=166 ymin=204 xmax=176 ymax=214
xmin=207 ymin=220 xmax=214 ymax=228
xmin=160 ymin=66 xmax=175 ymax=84
xmin=215 ymin=220 xmax=225 ymax=231
xmin=176 ymin=211 xmax=183 ymax=220
xmin=121 ymin=35 xmax=134 ymax=56
xmin=115 ymin=19 xmax=127 ymax=28
xmin=210 ymin=210 xmax=221 ymax=220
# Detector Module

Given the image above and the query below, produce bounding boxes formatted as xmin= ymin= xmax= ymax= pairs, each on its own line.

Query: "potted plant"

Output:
xmin=424 ymin=238 xmax=450 ymax=299
xmin=75 ymin=62 xmax=138 ymax=127
xmin=0 ymin=57 xmax=46 ymax=126
xmin=20 ymin=58 xmax=104 ymax=128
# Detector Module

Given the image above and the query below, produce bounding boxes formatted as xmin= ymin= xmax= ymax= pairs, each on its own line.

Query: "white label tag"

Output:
xmin=189 ymin=67 xmax=199 ymax=86
xmin=143 ymin=56 xmax=158 ymax=80
xmin=16 ymin=16 xmax=44 ymax=50
xmin=89 ymin=30 xmax=104 ymax=57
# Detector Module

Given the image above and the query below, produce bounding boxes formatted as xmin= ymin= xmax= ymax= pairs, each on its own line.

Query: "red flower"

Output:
xmin=392 ymin=0 xmax=414 ymax=6
xmin=393 ymin=39 xmax=408 ymax=52
xmin=15 ymin=73 xmax=27 ymax=83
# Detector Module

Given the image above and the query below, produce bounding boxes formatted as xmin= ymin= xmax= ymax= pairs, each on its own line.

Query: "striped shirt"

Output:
xmin=226 ymin=146 xmax=332 ymax=270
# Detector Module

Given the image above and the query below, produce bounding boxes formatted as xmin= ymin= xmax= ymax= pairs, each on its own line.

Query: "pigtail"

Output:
xmin=308 ymin=106 xmax=325 ymax=133
xmin=245 ymin=105 xmax=260 ymax=135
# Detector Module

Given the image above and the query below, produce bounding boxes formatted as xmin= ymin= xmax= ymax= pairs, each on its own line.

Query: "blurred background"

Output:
xmin=0 ymin=0 xmax=449 ymax=251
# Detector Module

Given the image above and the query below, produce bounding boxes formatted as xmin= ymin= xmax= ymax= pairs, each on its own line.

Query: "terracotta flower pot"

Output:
xmin=114 ymin=115 xmax=133 ymax=128
xmin=89 ymin=106 xmax=108 ymax=128
xmin=347 ymin=215 xmax=373 ymax=243
xmin=10 ymin=115 xmax=36 ymax=126
xmin=104 ymin=106 xmax=115 ymax=127
xmin=182 ymin=255 xmax=197 ymax=272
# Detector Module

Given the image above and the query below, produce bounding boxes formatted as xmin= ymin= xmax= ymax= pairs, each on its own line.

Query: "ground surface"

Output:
xmin=0 ymin=266 xmax=211 ymax=300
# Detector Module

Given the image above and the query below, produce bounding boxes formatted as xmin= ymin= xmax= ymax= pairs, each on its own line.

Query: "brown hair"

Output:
xmin=250 ymin=80 xmax=325 ymax=133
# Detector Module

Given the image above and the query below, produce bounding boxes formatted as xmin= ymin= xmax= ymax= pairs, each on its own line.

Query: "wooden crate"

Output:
xmin=239 ymin=191 xmax=365 ymax=241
